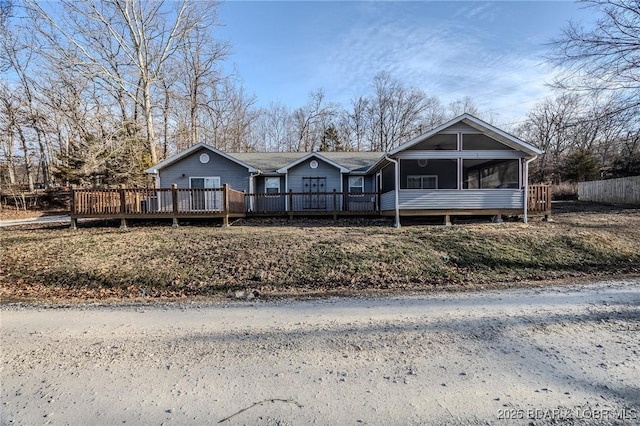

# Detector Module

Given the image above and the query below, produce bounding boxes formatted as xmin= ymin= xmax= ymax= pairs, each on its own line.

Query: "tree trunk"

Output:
xmin=34 ymin=126 xmax=50 ymax=189
xmin=163 ymin=82 xmax=170 ymax=159
xmin=16 ymin=125 xmax=35 ymax=191
xmin=2 ymin=132 xmax=17 ymax=184
xmin=143 ymin=82 xmax=158 ymax=164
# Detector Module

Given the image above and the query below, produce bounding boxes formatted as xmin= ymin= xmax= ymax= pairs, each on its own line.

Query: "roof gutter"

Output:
xmin=248 ymin=170 xmax=261 ymax=212
xmin=385 ymin=155 xmax=401 ymax=228
xmin=523 ymin=156 xmax=537 ymax=224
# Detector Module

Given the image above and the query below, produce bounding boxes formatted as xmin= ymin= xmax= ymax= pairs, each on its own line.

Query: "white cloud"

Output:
xmin=301 ymin=4 xmax=558 ymax=124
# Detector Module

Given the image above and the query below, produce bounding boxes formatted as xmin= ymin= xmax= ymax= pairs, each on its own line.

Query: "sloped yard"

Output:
xmin=1 ymin=206 xmax=639 ymax=302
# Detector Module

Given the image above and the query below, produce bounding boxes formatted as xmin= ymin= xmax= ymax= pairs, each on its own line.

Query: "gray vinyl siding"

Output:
xmin=381 ymin=191 xmax=396 ymax=211
xmin=287 ymin=158 xmax=342 ymax=193
xmin=158 ymin=147 xmax=251 ymax=192
xmin=397 ymin=189 xmax=524 ymax=210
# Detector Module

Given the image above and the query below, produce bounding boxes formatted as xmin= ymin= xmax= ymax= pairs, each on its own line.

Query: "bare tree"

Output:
xmin=219 ymin=83 xmax=259 ymax=151
xmin=291 ymin=89 xmax=339 ymax=152
xmin=548 ymin=0 xmax=640 ymax=117
xmin=448 ymin=96 xmax=480 ymax=117
xmin=3 ymin=37 xmax=52 ymax=188
xmin=257 ymin=102 xmax=294 ymax=152
xmin=368 ymin=72 xmax=432 ymax=151
xmin=0 ymin=83 xmax=34 ymax=190
xmin=340 ymin=96 xmax=370 ymax=151
xmin=518 ymin=94 xmax=581 ymax=183
xmin=0 ymin=83 xmax=17 ymax=185
xmin=418 ymin=97 xmax=446 ymax=133
xmin=174 ymin=12 xmax=230 ymax=148
xmin=28 ymin=0 xmax=219 ymax=164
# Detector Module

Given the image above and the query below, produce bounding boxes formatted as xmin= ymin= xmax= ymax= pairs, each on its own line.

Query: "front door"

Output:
xmin=302 ymin=177 xmax=326 ymax=210
xmin=190 ymin=177 xmax=221 ymax=210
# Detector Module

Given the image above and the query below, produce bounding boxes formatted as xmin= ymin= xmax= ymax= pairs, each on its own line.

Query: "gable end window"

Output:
xmin=407 ymin=175 xmax=438 ymax=189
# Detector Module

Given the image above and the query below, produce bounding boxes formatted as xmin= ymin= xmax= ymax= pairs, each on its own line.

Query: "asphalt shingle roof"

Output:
xmin=230 ymin=151 xmax=384 ymax=173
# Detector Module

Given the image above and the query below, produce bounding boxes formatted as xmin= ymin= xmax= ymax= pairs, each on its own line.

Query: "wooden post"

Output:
xmin=171 ymin=183 xmax=179 ymax=227
xmin=332 ymin=189 xmax=337 ymax=220
xmin=135 ymin=192 xmax=141 ymax=213
xmin=444 ymin=214 xmax=452 ymax=226
xmin=119 ymin=185 xmax=126 ymax=213
xmin=223 ymin=183 xmax=229 ymax=227
xmin=69 ymin=185 xmax=75 ymax=215
xmin=119 ymin=184 xmax=127 ymax=229
xmin=544 ymin=185 xmax=552 ymax=221
xmin=69 ymin=185 xmax=77 ymax=230
xmin=288 ymin=189 xmax=294 ymax=220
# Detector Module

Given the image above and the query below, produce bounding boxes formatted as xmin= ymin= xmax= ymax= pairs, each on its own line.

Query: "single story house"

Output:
xmin=142 ymin=114 xmax=544 ymax=225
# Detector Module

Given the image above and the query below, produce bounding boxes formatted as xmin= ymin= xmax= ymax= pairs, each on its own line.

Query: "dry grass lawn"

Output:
xmin=1 ymin=204 xmax=639 ymax=302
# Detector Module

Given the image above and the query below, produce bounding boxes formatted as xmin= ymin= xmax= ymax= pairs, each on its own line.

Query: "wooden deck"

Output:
xmin=70 ymin=184 xmax=551 ymax=227
xmin=70 ymin=184 xmax=246 ymax=228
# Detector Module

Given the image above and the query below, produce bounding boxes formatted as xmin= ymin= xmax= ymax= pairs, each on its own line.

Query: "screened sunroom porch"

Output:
xmin=380 ymin=156 xmax=530 ymax=214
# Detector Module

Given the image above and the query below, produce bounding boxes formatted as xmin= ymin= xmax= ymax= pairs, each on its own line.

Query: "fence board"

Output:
xmin=578 ymin=176 xmax=640 ymax=204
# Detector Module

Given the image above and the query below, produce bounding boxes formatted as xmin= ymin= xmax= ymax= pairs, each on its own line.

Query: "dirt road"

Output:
xmin=2 ymin=279 xmax=639 ymax=425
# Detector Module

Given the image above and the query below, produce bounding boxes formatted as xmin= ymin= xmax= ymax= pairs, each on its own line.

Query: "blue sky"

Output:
xmin=217 ymin=1 xmax=599 ymax=126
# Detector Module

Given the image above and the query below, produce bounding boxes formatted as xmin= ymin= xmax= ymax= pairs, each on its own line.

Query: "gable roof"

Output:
xmin=230 ymin=152 xmax=305 ymax=173
xmin=275 ymin=152 xmax=350 ymax=173
xmin=389 ymin=113 xmax=543 ymax=157
xmin=231 ymin=151 xmax=383 ymax=174
xmin=320 ymin=152 xmax=385 ymax=172
xmin=146 ymin=144 xmax=384 ymax=176
xmin=145 ymin=142 xmax=258 ymax=174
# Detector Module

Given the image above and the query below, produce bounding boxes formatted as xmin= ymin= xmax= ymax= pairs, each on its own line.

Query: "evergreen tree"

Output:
xmin=562 ymin=149 xmax=600 ymax=182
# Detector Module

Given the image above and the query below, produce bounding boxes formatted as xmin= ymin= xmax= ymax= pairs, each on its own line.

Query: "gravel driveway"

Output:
xmin=2 ymin=279 xmax=639 ymax=425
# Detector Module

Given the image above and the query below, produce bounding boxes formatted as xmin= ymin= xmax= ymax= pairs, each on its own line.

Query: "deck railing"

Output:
xmin=70 ymin=184 xmax=246 ymax=227
xmin=528 ymin=184 xmax=552 ymax=213
xmin=227 ymin=187 xmax=247 ymax=214
xmin=246 ymin=190 xmax=379 ymax=216
xmin=70 ymin=184 xmax=551 ymax=227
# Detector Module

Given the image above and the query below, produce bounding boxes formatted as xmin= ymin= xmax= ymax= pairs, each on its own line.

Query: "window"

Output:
xmin=408 ymin=134 xmax=458 ymax=151
xmin=463 ymin=159 xmax=519 ymax=189
xmin=407 ymin=175 xmax=438 ymax=189
xmin=348 ymin=176 xmax=364 ymax=193
xmin=400 ymin=159 xmax=457 ymax=189
xmin=265 ymin=177 xmax=280 ymax=194
xmin=189 ymin=177 xmax=221 ymax=211
xmin=190 ymin=177 xmax=220 ymax=189
xmin=462 ymin=134 xmax=513 ymax=151
xmin=199 ymin=153 xmax=210 ymax=163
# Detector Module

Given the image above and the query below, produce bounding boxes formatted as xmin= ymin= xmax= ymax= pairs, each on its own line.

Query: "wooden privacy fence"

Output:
xmin=578 ymin=176 xmax=640 ymax=205
xmin=71 ymin=184 xmax=246 ymax=228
